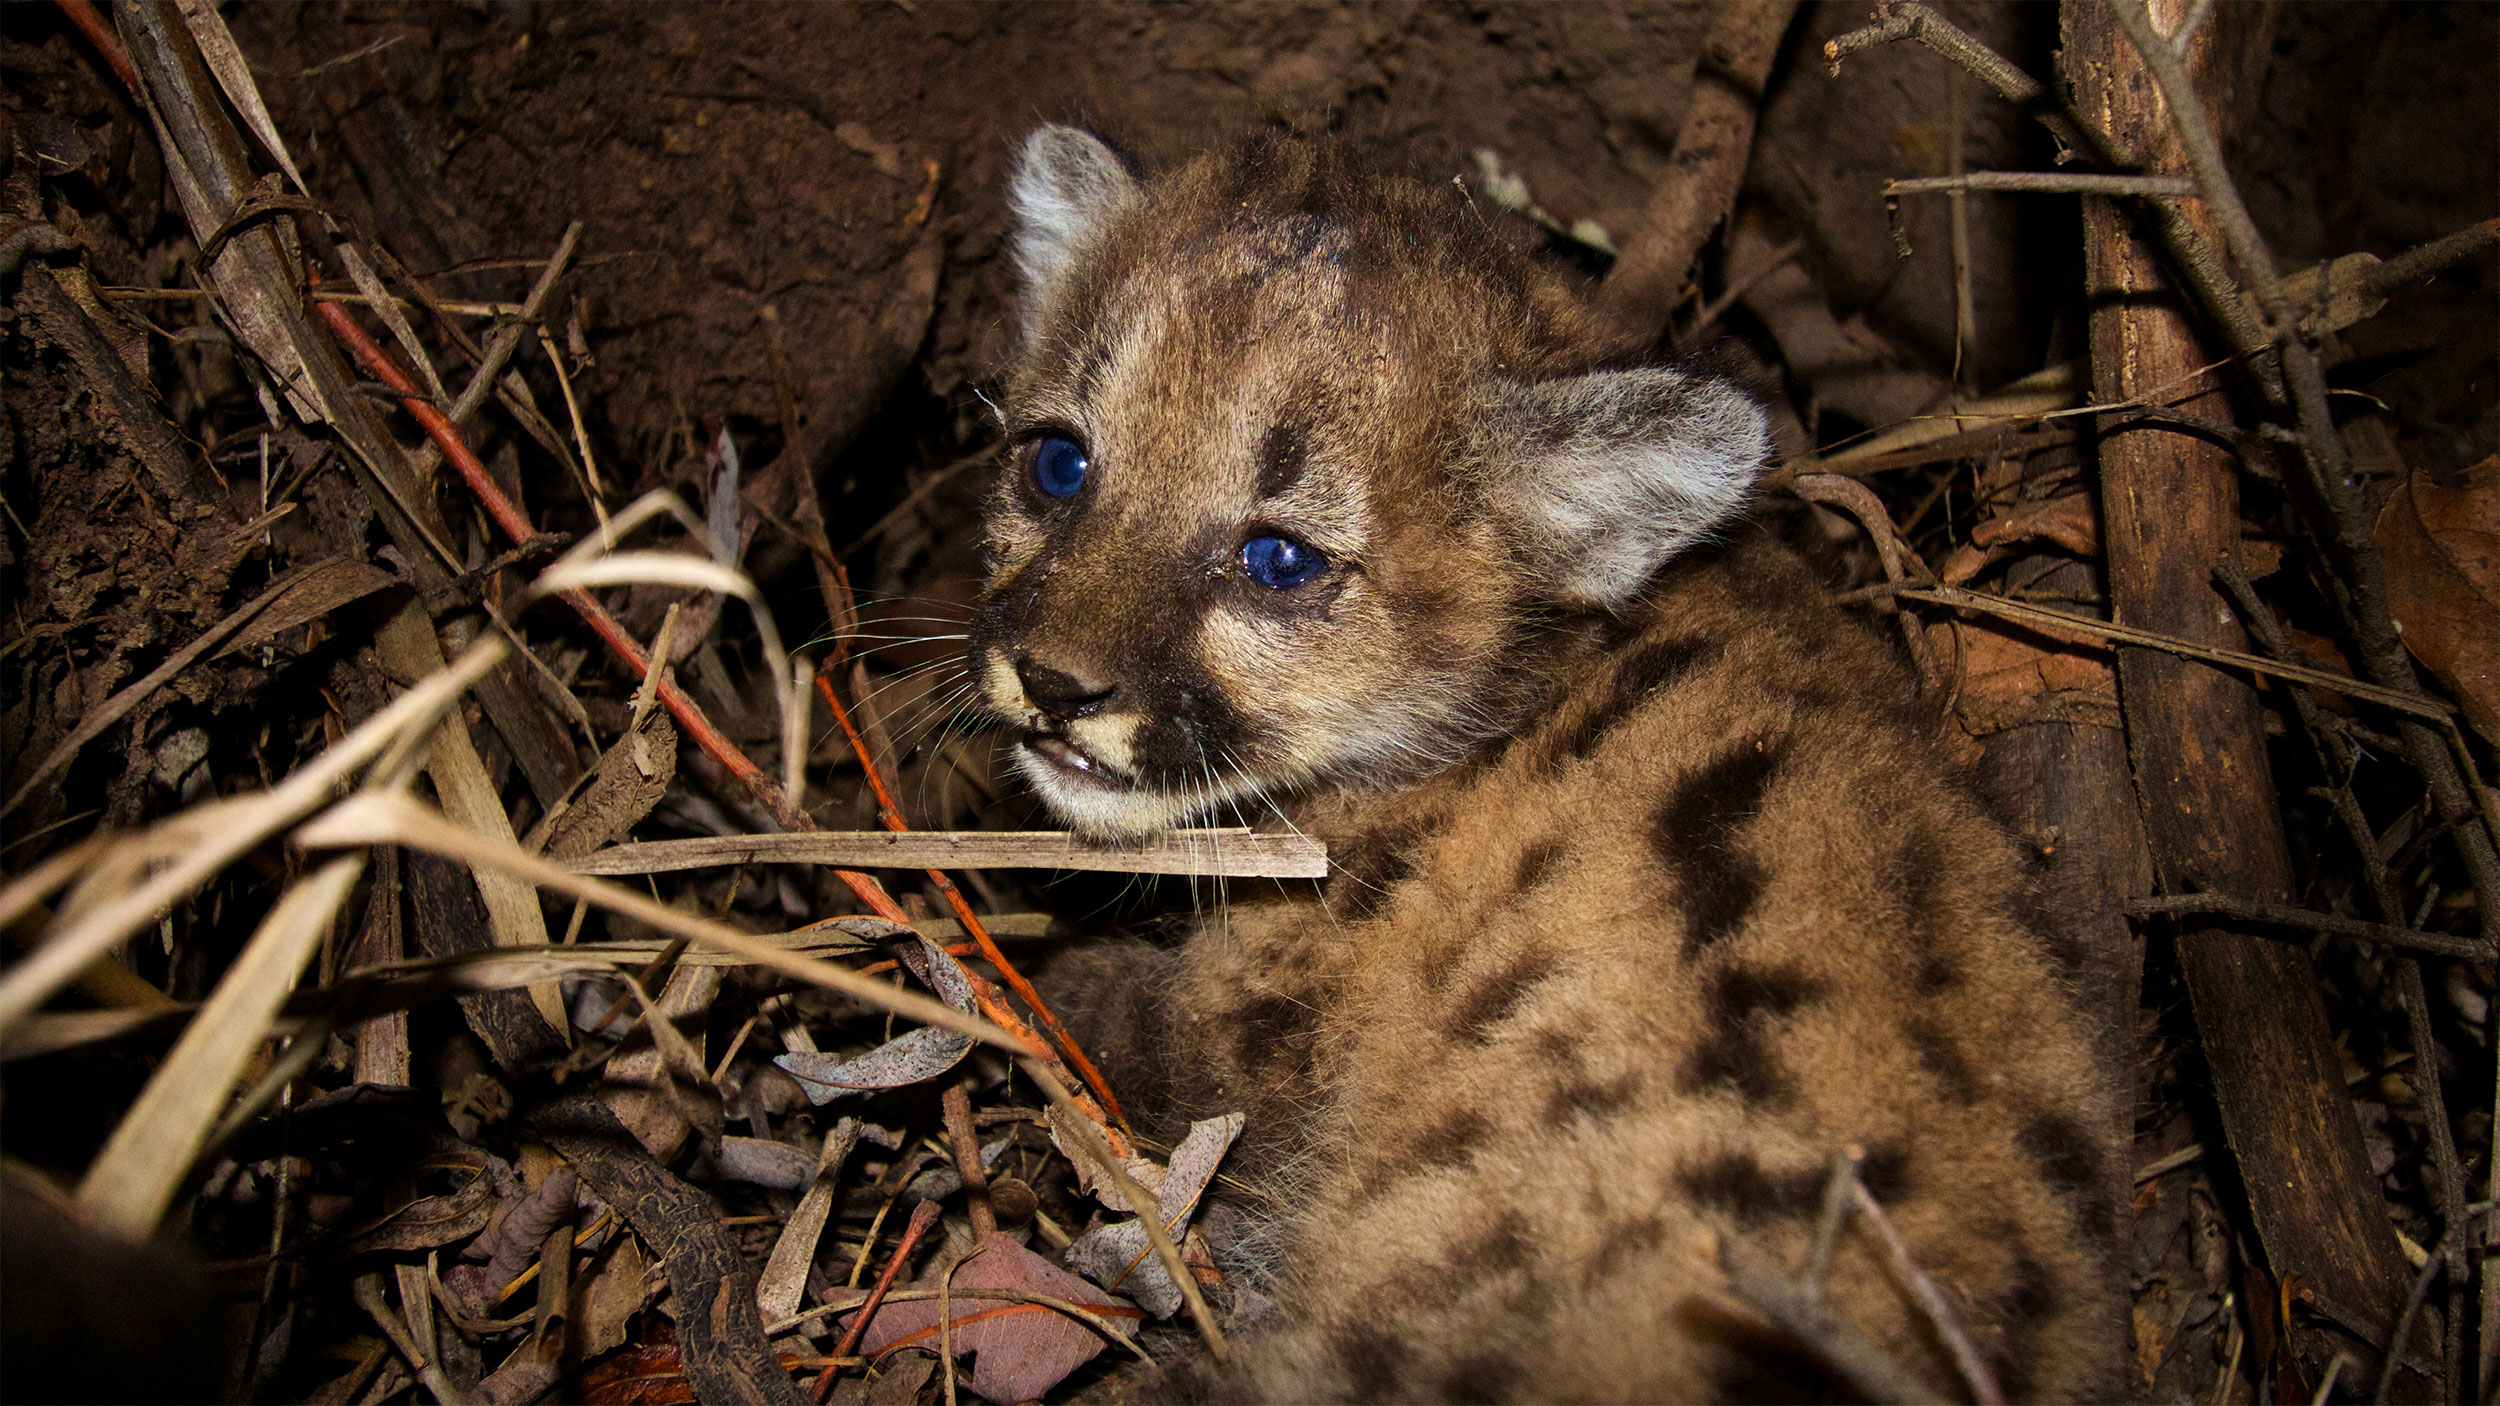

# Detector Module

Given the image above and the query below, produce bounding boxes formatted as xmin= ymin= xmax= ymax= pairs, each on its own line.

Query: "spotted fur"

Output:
xmin=985 ymin=127 xmax=2121 ymax=1402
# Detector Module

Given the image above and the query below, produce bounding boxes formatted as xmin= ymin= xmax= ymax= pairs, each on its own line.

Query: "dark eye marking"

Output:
xmin=1242 ymin=534 xmax=1327 ymax=589
xmin=1257 ymin=418 xmax=1309 ymax=500
xmin=1029 ymin=435 xmax=1090 ymax=499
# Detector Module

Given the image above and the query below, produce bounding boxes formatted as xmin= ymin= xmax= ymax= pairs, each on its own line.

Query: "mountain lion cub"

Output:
xmin=971 ymin=125 xmax=2119 ymax=1402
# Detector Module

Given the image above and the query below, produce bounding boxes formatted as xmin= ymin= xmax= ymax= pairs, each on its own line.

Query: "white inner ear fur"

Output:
xmin=1008 ymin=125 xmax=1139 ymax=322
xmin=1483 ymin=369 xmax=1767 ymax=607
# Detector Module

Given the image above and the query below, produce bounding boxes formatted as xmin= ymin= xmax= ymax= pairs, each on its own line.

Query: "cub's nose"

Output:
xmin=1015 ymin=656 xmax=1118 ymax=722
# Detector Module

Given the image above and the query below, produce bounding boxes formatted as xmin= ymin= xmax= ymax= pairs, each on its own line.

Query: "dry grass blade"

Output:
xmin=168 ymin=0 xmax=306 ymax=194
xmin=0 ymin=638 xmax=507 ymax=1038
xmin=75 ymin=855 xmax=365 ymax=1237
xmin=376 ymin=606 xmax=563 ymax=1035
xmin=0 ymin=836 xmax=111 ymax=936
xmin=294 ymin=794 xmax=1013 ymax=1051
xmin=567 ymin=829 xmax=1328 ymax=879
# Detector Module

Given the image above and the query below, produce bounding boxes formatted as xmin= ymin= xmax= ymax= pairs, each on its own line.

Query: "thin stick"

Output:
xmin=1791 ymin=474 xmax=1940 ymax=688
xmin=769 ymin=1288 xmax=1151 ymax=1361
xmin=2130 ymin=895 xmax=2494 ymax=966
xmin=568 ymin=828 xmax=1325 ymax=880
xmin=1894 ymin=586 xmax=2456 ymax=722
xmin=1714 ymin=1237 xmax=1944 ymax=1404
xmin=2374 ymin=1247 xmax=2444 ymax=1405
xmin=941 ymin=1083 xmax=996 ymax=1237
xmin=1885 ymin=172 xmax=2198 ymax=197
xmin=1851 ymin=1180 xmax=2003 ymax=1406
xmin=1805 ymin=1147 xmax=1861 ymax=1297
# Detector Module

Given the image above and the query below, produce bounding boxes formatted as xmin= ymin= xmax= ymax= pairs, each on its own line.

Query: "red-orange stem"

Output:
xmin=827 ymin=1198 xmax=941 ymax=1376
xmin=55 ymin=0 xmax=139 ymax=94
xmin=814 ymin=670 xmax=1131 ymax=1135
xmin=315 ymin=294 xmax=818 ymax=832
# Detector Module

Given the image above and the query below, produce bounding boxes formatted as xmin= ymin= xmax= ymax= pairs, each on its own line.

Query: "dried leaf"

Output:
xmin=714 ymin=1136 xmax=819 ymax=1192
xmin=211 ymin=559 xmax=400 ymax=659
xmin=340 ymin=1152 xmax=503 ymax=1256
xmin=1065 ymin=1114 xmax=1241 ymax=1317
xmin=601 ymin=964 xmax=725 ymax=1160
xmin=568 ymin=1234 xmax=655 ymax=1362
xmin=774 ymin=936 xmax=976 ymax=1104
xmin=1941 ymin=492 xmax=2102 ymax=584
xmin=576 ymin=1343 xmax=699 ymax=1406
xmin=2377 ymin=457 xmax=2500 ymax=745
xmin=756 ymin=1120 xmax=860 ymax=1322
xmin=1045 ymin=1108 xmax=1168 ymax=1214
xmin=482 ymin=1168 xmax=580 ymax=1299
xmin=377 ymin=606 xmax=561 ymax=1036
xmin=170 ymin=0 xmax=308 ymax=194
xmin=529 ymin=711 xmax=677 ymax=861
xmin=851 ymin=1231 xmax=1133 ymax=1404
xmin=706 ymin=427 xmax=744 ymax=568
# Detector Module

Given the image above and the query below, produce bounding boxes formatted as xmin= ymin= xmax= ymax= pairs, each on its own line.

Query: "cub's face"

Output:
xmin=971 ymin=129 xmax=1768 ymax=839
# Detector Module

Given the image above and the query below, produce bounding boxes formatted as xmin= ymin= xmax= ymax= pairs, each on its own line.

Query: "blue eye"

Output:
xmin=1031 ymin=435 xmax=1090 ymax=499
xmin=1241 ymin=534 xmax=1327 ymax=589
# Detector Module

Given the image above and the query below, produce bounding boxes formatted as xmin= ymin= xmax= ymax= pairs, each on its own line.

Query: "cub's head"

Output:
xmin=971 ymin=125 xmax=1767 ymax=839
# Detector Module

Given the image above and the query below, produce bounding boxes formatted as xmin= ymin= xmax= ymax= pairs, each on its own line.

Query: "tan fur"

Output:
xmin=979 ymin=130 xmax=2121 ymax=1402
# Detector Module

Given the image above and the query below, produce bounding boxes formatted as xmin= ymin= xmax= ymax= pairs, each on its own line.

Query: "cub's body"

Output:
xmin=977 ymin=129 xmax=2119 ymax=1401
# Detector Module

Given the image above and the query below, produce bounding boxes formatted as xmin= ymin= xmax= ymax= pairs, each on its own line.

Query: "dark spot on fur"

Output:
xmin=1449 ymin=951 xmax=1554 ymax=1044
xmin=1228 ymin=992 xmax=1319 ymax=1081
xmin=1906 ymin=1015 xmax=1980 ymax=1104
xmin=1533 ymin=1028 xmax=1579 ymax=1065
xmin=1651 ymin=738 xmax=1788 ymax=952
xmin=1412 ymin=1108 xmax=1492 ymax=1171
xmin=1674 ymin=1153 xmax=1822 ymax=1224
xmin=2018 ymin=1109 xmax=2105 ymax=1202
xmin=1256 ymin=417 xmax=1308 ymax=500
xmin=1704 ymin=963 xmax=1821 ymax=1026
xmin=1327 ymin=822 xmax=1433 ymax=917
xmin=1330 ymin=1324 xmax=1405 ymax=1400
xmin=1987 ymin=1253 xmax=2058 ymax=1401
xmin=1680 ymin=1026 xmax=1785 ymax=1103
xmin=1858 ymin=1142 xmax=1917 ymax=1205
xmin=1549 ymin=636 xmax=1720 ymax=762
xmin=1679 ymin=963 xmax=1822 ymax=1106
xmin=1512 ymin=840 xmax=1567 ymax=892
xmin=1439 ymin=1355 xmax=1522 ymax=1406
xmin=1912 ymin=952 xmax=1960 ymax=994
xmin=1451 ymin=1211 xmax=1534 ymax=1275
xmin=1618 ymin=634 xmax=1719 ymax=695
xmin=1547 ymin=1072 xmax=1640 ymax=1122
xmin=2004 ymin=1253 xmax=2058 ymax=1324
xmin=1887 ymin=831 xmax=1969 ymax=993
xmin=1583 ymin=1212 xmax=1669 ymax=1285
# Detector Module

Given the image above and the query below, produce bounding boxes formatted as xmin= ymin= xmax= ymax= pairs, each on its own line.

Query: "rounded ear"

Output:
xmin=1475 ymin=368 xmax=1767 ymax=607
xmin=1008 ymin=125 xmax=1140 ymax=318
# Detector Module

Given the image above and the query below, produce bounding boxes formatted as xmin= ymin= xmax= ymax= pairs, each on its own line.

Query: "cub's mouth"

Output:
xmin=1020 ymin=729 xmax=1136 ymax=789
